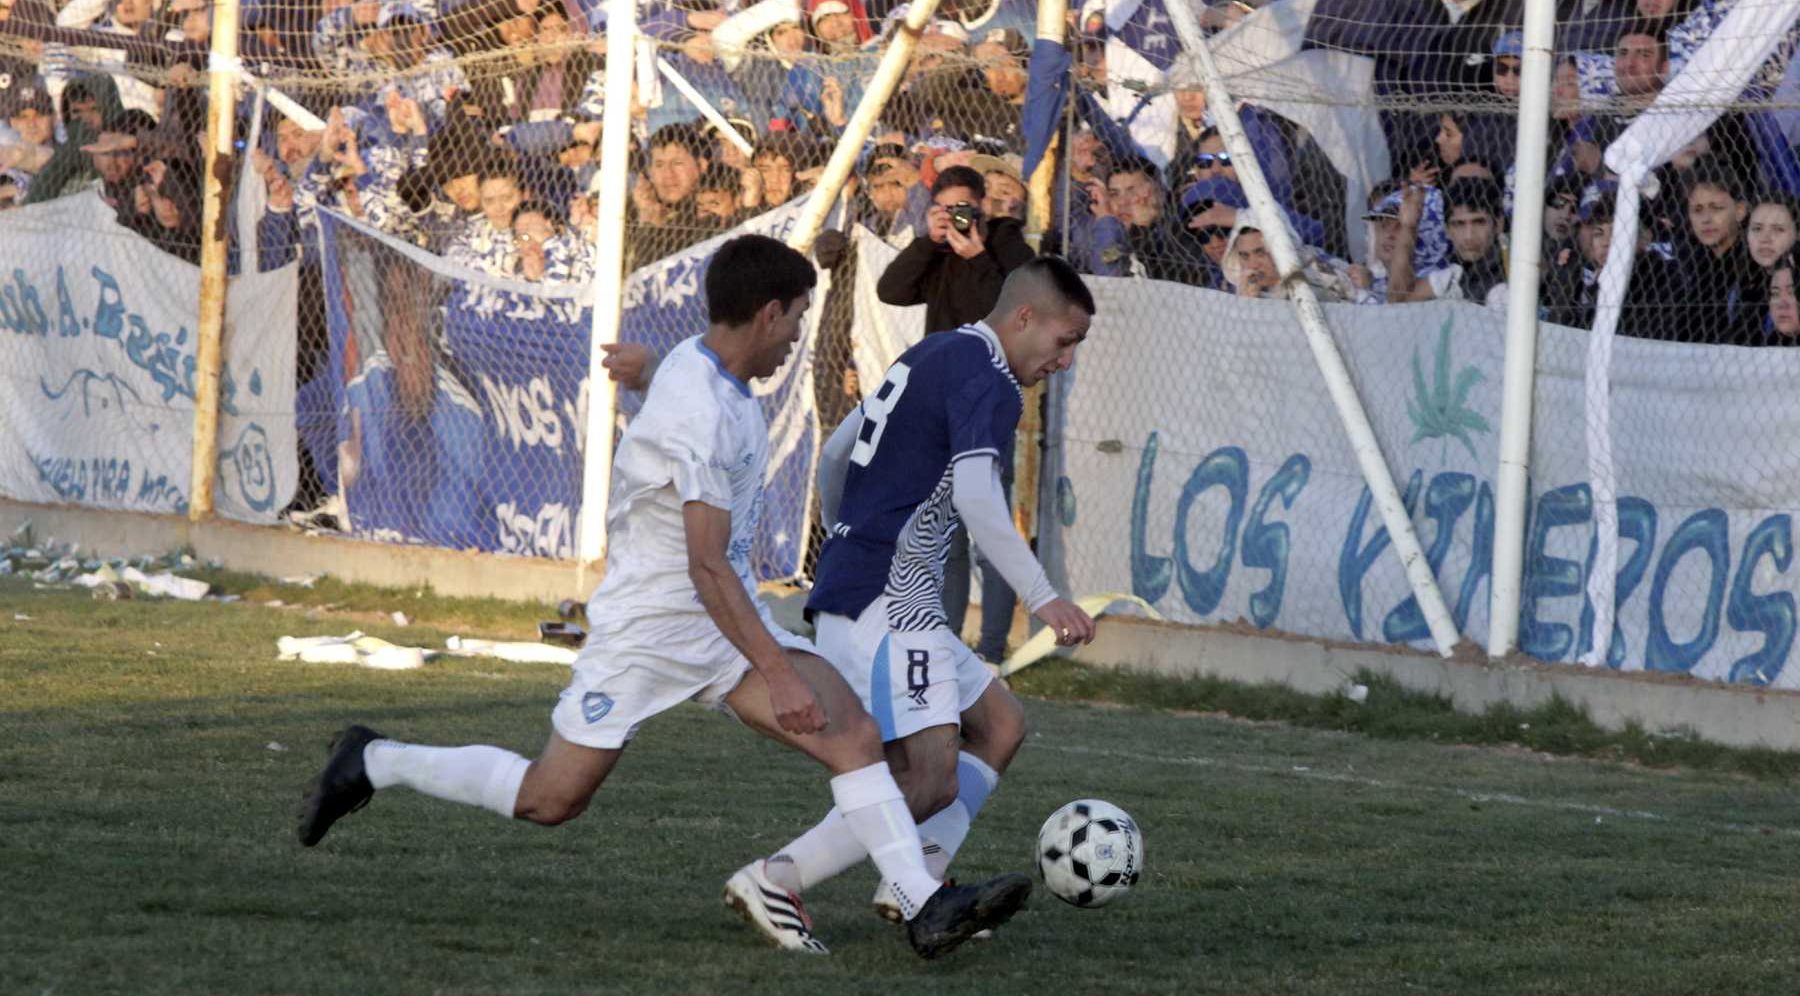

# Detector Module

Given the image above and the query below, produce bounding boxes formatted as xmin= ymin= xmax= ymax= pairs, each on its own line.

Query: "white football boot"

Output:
xmin=724 ymin=862 xmax=831 ymax=955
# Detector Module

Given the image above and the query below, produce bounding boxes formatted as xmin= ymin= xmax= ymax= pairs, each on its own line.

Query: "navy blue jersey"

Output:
xmin=808 ymin=323 xmax=1022 ymax=630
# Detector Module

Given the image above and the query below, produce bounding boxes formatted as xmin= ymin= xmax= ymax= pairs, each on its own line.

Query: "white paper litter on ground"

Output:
xmin=444 ymin=636 xmax=578 ymax=665
xmin=276 ymin=632 xmax=427 ymax=670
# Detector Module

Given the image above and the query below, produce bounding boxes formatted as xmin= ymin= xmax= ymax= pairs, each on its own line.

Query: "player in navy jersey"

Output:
xmin=296 ymin=236 xmax=1030 ymax=960
xmin=753 ymin=256 xmax=1099 ymax=922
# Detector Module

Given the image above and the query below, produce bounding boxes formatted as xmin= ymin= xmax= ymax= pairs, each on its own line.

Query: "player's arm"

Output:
xmin=682 ymin=502 xmax=826 ymax=734
xmin=817 ymin=407 xmax=865 ymax=531
xmin=950 ymin=454 xmax=1095 ymax=647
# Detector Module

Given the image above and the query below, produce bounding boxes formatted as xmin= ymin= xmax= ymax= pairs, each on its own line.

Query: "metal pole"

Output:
xmin=577 ymin=0 xmax=636 ymax=567
xmin=1488 ymin=0 xmax=1556 ymax=658
xmin=1167 ymin=7 xmax=1460 ymax=657
xmin=189 ymin=0 xmax=241 ymax=522
xmin=787 ymin=0 xmax=942 ymax=253
xmin=1016 ymin=0 xmax=1067 ymax=540
xmin=1023 ymin=0 xmax=1067 ymax=252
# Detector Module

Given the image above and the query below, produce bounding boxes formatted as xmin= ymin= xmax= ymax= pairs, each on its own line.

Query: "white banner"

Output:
xmin=0 ymin=193 xmax=298 ymax=523
xmin=851 ymin=231 xmax=1800 ymax=688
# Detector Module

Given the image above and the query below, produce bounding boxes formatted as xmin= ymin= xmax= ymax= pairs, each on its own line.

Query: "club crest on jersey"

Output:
xmin=582 ymin=692 xmax=615 ymax=724
xmin=906 ymin=650 xmax=931 ymax=707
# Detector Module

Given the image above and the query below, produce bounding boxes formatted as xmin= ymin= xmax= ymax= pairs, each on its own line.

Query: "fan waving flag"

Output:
xmin=1021 ymin=37 xmax=1073 ymax=183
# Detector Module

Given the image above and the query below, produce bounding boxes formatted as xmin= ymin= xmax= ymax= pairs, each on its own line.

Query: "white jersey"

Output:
xmin=585 ymin=336 xmax=767 ymax=631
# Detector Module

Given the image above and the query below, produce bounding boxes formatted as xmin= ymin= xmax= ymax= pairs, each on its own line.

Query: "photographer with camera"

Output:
xmin=874 ymin=162 xmax=1034 ymax=664
xmin=876 ymin=163 xmax=1034 ymax=335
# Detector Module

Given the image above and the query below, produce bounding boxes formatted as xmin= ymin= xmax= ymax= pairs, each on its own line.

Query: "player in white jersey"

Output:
xmin=754 ymin=257 xmax=1100 ymax=922
xmin=297 ymin=235 xmax=1030 ymax=960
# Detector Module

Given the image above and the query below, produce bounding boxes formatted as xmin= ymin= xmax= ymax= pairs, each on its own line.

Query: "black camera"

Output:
xmin=947 ymin=201 xmax=981 ymax=234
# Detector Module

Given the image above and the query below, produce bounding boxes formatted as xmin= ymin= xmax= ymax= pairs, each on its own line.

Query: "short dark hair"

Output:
xmin=513 ymin=198 xmax=564 ymax=228
xmin=1686 ymin=156 xmax=1746 ymax=204
xmin=705 ymin=235 xmax=818 ymax=326
xmin=995 ymin=254 xmax=1098 ymax=320
xmin=650 ymin=122 xmax=709 ymax=162
xmin=1617 ymin=17 xmax=1667 ymax=48
xmin=932 ymin=165 xmax=986 ymax=200
xmin=1445 ymin=175 xmax=1503 ymax=218
xmin=1112 ymin=155 xmax=1161 ymax=185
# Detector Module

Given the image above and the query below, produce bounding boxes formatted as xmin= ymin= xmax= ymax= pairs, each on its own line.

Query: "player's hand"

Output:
xmin=767 ymin=667 xmax=827 ymax=735
xmin=1035 ymin=598 xmax=1096 ymax=647
xmin=601 ymin=341 xmax=654 ymax=391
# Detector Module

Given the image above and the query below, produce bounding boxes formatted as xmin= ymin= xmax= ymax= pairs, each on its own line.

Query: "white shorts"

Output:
xmin=813 ymin=595 xmax=994 ymax=744
xmin=550 ymin=604 xmax=817 ymax=750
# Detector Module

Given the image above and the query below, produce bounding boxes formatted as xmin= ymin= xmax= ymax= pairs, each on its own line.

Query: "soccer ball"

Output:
xmin=1036 ymin=799 xmax=1143 ymax=908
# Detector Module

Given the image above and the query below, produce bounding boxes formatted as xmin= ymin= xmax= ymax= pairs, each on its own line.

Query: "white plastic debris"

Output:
xmin=280 ymin=574 xmax=321 ymax=588
xmin=264 ymin=599 xmax=285 ymax=608
xmin=1346 ymin=683 xmax=1369 ymax=704
xmin=390 ymin=611 xmax=410 ymax=627
xmin=118 ymin=567 xmax=209 ymax=601
xmin=445 ymin=635 xmax=578 ymax=666
xmin=276 ymin=632 xmax=428 ymax=670
xmin=13 ymin=613 xmax=30 ymax=621
xmin=266 ymin=742 xmax=288 ymax=752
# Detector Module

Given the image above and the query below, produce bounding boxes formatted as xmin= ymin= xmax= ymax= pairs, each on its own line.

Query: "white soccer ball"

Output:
xmin=1036 ymin=799 xmax=1143 ymax=908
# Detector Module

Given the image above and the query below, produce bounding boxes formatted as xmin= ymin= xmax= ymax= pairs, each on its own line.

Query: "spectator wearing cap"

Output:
xmin=806 ymin=0 xmax=871 ymax=51
xmin=1490 ymin=29 xmax=1523 ymax=101
xmin=0 ymin=84 xmax=56 ymax=195
xmin=1347 ymin=181 xmax=1403 ymax=304
xmin=1387 ymin=176 xmax=1508 ymax=309
xmin=43 ymin=0 xmax=162 ymax=123
xmin=394 ymin=121 xmax=494 ymax=255
xmin=313 ymin=1 xmax=468 ymax=128
xmin=1674 ymin=157 xmax=1765 ymax=344
xmin=1560 ymin=178 xmax=1678 ymax=337
xmin=1089 ymin=155 xmax=1214 ymax=287
xmin=778 ymin=1 xmax=877 ymax=135
xmin=969 ymin=149 xmax=1025 ymax=221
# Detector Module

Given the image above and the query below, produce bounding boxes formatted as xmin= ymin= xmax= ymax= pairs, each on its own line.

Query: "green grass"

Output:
xmin=1009 ymin=661 xmax=1800 ymax=782
xmin=7 ymin=578 xmax=1800 ymax=994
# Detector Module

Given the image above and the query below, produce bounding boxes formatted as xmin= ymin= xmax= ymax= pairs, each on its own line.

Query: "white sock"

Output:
xmin=363 ymin=740 xmax=529 ymax=819
xmin=913 ymin=752 xmax=1000 ymax=878
xmin=830 ymin=762 xmax=940 ymax=920
xmin=769 ymin=809 xmax=867 ymax=893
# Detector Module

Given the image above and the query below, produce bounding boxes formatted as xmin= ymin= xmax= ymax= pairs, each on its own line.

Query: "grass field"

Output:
xmin=7 ymin=576 xmax=1800 ymax=995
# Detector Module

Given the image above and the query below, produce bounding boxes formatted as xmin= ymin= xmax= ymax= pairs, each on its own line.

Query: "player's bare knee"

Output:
xmin=518 ymin=792 xmax=588 ymax=826
xmin=896 ymin=757 xmax=959 ymax=820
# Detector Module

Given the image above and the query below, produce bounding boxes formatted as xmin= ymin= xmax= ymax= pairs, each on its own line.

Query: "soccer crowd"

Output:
xmin=1 ymin=0 xmax=1796 ymax=342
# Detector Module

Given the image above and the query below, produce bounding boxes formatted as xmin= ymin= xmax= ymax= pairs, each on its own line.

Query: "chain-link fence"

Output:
xmin=4 ymin=0 xmax=1800 ymax=684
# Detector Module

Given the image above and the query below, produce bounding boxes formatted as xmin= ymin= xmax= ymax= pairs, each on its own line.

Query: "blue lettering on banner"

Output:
xmin=1384 ymin=473 xmax=1477 ymax=644
xmin=1339 ymin=471 xmax=1423 ymax=640
xmin=1130 ymin=431 xmax=1173 ymax=604
xmin=1172 ymin=446 xmax=1246 ymax=618
xmin=1646 ymin=509 xmax=1731 ymax=673
xmin=1241 ymin=455 xmax=1310 ymax=630
xmin=1519 ymin=483 xmax=1590 ymax=662
xmin=1726 ymin=514 xmax=1796 ymax=686
xmin=1576 ymin=497 xmax=1657 ymax=668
